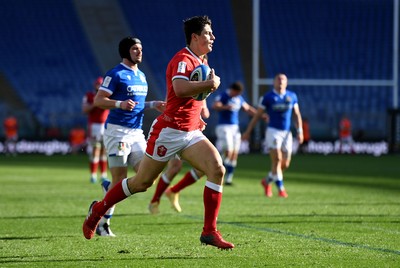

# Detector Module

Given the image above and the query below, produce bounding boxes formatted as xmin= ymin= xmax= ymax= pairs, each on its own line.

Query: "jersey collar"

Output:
xmin=273 ymin=89 xmax=286 ymax=98
xmin=185 ymin=47 xmax=205 ymax=64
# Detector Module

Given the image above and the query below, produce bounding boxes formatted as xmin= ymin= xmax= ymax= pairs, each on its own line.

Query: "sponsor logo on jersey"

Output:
xmin=126 ymin=85 xmax=148 ymax=96
xmin=272 ymin=103 xmax=291 ymax=111
xmin=177 ymin=61 xmax=187 ymax=74
xmin=103 ymin=76 xmax=112 ymax=87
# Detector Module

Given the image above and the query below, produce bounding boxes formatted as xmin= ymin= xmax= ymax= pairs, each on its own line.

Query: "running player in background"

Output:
xmin=148 ymin=101 xmax=208 ymax=214
xmin=82 ymin=76 xmax=109 ymax=183
xmin=83 ymin=16 xmax=234 ymax=249
xmin=3 ymin=114 xmax=18 ymax=156
xmin=339 ymin=114 xmax=354 ymax=153
xmin=212 ymin=81 xmax=257 ymax=185
xmin=89 ymin=36 xmax=165 ymax=237
xmin=242 ymin=73 xmax=303 ymax=198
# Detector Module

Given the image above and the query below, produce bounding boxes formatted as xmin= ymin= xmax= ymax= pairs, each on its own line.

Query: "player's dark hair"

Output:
xmin=183 ymin=15 xmax=212 ymax=45
xmin=118 ymin=36 xmax=141 ymax=61
xmin=230 ymin=81 xmax=244 ymax=93
xmin=274 ymin=73 xmax=287 ymax=79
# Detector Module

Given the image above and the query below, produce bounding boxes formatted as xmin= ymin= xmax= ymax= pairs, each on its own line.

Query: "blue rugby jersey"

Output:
xmin=99 ymin=63 xmax=148 ymax=129
xmin=259 ymin=89 xmax=298 ymax=131
xmin=214 ymin=90 xmax=246 ymax=125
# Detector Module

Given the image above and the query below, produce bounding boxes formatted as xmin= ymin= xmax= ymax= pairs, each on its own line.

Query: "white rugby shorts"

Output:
xmin=146 ymin=119 xmax=207 ymax=162
xmin=88 ymin=123 xmax=105 ymax=143
xmin=215 ymin=124 xmax=241 ymax=152
xmin=265 ymin=127 xmax=293 ymax=153
xmin=103 ymin=123 xmax=146 ymax=167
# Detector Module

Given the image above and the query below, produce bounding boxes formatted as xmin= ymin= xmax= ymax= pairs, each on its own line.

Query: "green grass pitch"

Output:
xmin=0 ymin=153 xmax=399 ymax=267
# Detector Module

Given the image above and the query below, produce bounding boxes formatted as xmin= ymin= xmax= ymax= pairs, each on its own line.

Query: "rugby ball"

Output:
xmin=190 ymin=64 xmax=212 ymax=101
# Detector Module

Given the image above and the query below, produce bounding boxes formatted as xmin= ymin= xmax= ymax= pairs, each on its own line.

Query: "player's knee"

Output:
xmin=132 ymin=179 xmax=153 ymax=193
xmin=213 ymin=163 xmax=225 ymax=179
xmin=203 ymin=161 xmax=225 ymax=181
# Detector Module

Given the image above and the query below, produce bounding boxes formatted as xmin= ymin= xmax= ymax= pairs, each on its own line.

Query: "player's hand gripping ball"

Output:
xmin=190 ymin=64 xmax=212 ymax=101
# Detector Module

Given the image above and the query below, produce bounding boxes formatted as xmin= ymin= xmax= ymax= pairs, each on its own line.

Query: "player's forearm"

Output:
xmin=212 ymin=103 xmax=225 ymax=111
xmin=173 ymin=79 xmax=215 ymax=98
xmin=94 ymin=97 xmax=120 ymax=110
xmin=294 ymin=113 xmax=303 ymax=132
xmin=244 ymin=115 xmax=259 ymax=135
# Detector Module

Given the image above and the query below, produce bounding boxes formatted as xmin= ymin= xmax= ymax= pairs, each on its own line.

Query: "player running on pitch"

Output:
xmin=83 ymin=15 xmax=234 ymax=249
xmin=242 ymin=73 xmax=303 ymax=198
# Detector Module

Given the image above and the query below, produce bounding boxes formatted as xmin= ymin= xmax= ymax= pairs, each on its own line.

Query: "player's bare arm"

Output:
xmin=242 ymin=102 xmax=257 ymax=116
xmin=212 ymin=101 xmax=233 ymax=111
xmin=94 ymin=90 xmax=136 ymax=111
xmin=293 ymin=104 xmax=304 ymax=144
xmin=242 ymin=107 xmax=264 ymax=140
xmin=144 ymin=101 xmax=166 ymax=112
xmin=172 ymin=69 xmax=220 ymax=98
xmin=201 ymin=100 xmax=210 ymax=118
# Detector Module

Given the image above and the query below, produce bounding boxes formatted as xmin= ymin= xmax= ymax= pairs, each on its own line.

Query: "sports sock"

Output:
xmin=150 ymin=174 xmax=170 ymax=203
xmin=90 ymin=156 xmax=99 ymax=174
xmin=203 ymin=181 xmax=222 ymax=233
xmin=225 ymin=173 xmax=233 ymax=184
xmin=90 ymin=172 xmax=97 ymax=181
xmin=99 ymin=206 xmax=115 ymax=225
xmin=274 ymin=174 xmax=285 ymax=191
xmin=224 ymin=164 xmax=234 ymax=183
xmin=100 ymin=173 xmax=108 ymax=181
xmin=99 ymin=181 xmax=115 ymax=225
xmin=170 ymin=169 xmax=198 ymax=193
xmin=94 ymin=178 xmax=132 ymax=215
xmin=266 ymin=172 xmax=274 ymax=183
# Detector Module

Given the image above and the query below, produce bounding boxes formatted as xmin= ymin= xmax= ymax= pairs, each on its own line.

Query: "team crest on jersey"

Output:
xmin=157 ymin=145 xmax=167 ymax=157
xmin=126 ymin=75 xmax=131 ymax=80
xmin=285 ymin=96 xmax=292 ymax=103
xmin=177 ymin=61 xmax=187 ymax=74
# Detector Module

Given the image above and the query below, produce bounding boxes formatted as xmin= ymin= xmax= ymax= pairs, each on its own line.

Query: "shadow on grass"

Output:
xmin=0 ymin=255 xmax=208 ymax=265
xmin=0 ymin=235 xmax=77 ymax=241
xmin=1 ymin=213 xmax=201 ymax=223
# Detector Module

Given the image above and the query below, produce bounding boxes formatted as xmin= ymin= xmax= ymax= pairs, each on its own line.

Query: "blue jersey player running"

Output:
xmin=212 ymin=81 xmax=256 ymax=185
xmin=243 ymin=73 xmax=303 ymax=198
xmin=93 ymin=37 xmax=165 ymax=236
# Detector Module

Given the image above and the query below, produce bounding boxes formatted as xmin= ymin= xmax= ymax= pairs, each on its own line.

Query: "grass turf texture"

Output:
xmin=0 ymin=153 xmax=399 ymax=267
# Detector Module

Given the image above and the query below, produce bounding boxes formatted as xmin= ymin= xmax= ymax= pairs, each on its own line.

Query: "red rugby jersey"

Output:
xmin=161 ymin=47 xmax=208 ymax=131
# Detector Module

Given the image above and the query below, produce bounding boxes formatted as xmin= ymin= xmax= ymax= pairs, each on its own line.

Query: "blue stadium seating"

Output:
xmin=0 ymin=0 xmax=101 ymax=130
xmin=0 ymin=0 xmax=396 ymax=140
xmin=259 ymin=0 xmax=393 ymax=139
